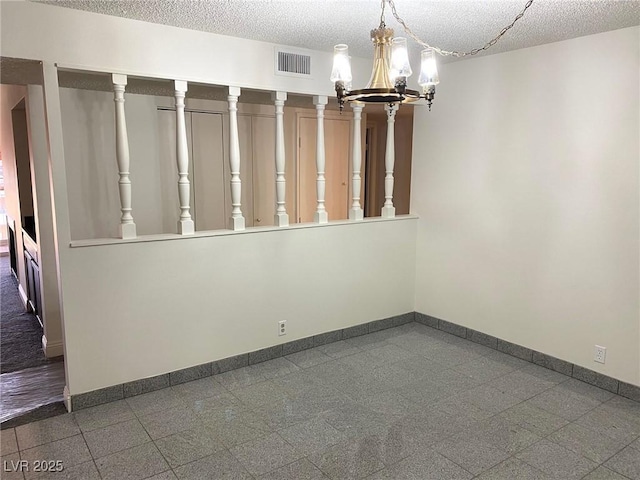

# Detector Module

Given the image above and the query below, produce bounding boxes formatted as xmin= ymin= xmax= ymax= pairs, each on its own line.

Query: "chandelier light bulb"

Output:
xmin=389 ymin=37 xmax=412 ymax=81
xmin=418 ymin=48 xmax=439 ymax=87
xmin=330 ymin=44 xmax=353 ymax=84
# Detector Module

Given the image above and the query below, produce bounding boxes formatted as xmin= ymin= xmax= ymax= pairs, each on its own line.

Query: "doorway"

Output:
xmin=0 ymin=86 xmax=66 ymax=428
xmin=297 ymin=115 xmax=351 ymax=222
xmin=12 ymin=101 xmax=36 ymax=242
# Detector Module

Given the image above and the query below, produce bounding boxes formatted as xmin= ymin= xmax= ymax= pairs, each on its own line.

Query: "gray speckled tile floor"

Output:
xmin=3 ymin=322 xmax=639 ymax=479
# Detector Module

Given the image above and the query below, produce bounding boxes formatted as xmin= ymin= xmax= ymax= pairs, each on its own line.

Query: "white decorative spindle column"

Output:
xmin=273 ymin=91 xmax=289 ymax=227
xmin=381 ymin=103 xmax=399 ymax=218
xmin=313 ymin=95 xmax=328 ymax=224
xmin=174 ymin=80 xmax=195 ymax=235
xmin=112 ymin=74 xmax=136 ymax=239
xmin=227 ymin=86 xmax=245 ymax=231
xmin=349 ymin=103 xmax=365 ymax=221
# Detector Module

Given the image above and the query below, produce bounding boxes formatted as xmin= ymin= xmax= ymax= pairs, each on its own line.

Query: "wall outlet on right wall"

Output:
xmin=594 ymin=345 xmax=606 ymax=364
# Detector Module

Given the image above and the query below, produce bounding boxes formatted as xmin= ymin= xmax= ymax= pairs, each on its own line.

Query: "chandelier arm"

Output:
xmin=386 ymin=0 xmax=534 ymax=57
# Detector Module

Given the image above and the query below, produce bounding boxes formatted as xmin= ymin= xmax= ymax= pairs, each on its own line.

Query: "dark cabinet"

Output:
xmin=23 ymin=248 xmax=42 ymax=321
xmin=8 ymin=223 xmax=17 ymax=278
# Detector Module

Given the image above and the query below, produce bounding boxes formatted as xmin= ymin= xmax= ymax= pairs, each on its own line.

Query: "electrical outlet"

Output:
xmin=594 ymin=345 xmax=606 ymax=364
xmin=278 ymin=320 xmax=287 ymax=336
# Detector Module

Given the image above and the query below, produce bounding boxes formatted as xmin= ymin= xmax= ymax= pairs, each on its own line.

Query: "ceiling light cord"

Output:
xmin=386 ymin=0 xmax=535 ymax=57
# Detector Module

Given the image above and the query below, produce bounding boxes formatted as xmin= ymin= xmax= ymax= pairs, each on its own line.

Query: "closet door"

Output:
xmin=156 ymin=109 xmax=194 ymax=233
xmin=251 ymin=115 xmax=276 ymax=227
xmin=191 ymin=112 xmax=226 ymax=231
xmin=298 ymin=116 xmax=351 ymax=222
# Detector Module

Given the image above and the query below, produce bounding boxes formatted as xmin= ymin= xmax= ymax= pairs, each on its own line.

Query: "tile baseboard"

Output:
xmin=415 ymin=312 xmax=640 ymax=403
xmin=71 ymin=311 xmax=639 ymax=411
xmin=70 ymin=311 xmax=415 ymax=411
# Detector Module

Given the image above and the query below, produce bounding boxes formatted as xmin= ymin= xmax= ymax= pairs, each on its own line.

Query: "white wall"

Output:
xmin=64 ymin=218 xmax=417 ymax=394
xmin=412 ymin=27 xmax=640 ymax=386
xmin=6 ymin=0 xmax=637 ymax=397
xmin=1 ymin=2 xmax=417 ymax=396
xmin=58 ymin=85 xmax=417 ymax=395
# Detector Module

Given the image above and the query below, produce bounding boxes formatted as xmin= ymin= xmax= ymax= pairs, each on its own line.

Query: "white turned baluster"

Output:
xmin=227 ymin=86 xmax=245 ymax=231
xmin=273 ymin=91 xmax=289 ymax=227
xmin=112 ymin=74 xmax=136 ymax=239
xmin=313 ymin=95 xmax=328 ymax=224
xmin=349 ymin=103 xmax=365 ymax=221
xmin=381 ymin=104 xmax=399 ymax=218
xmin=174 ymin=80 xmax=195 ymax=235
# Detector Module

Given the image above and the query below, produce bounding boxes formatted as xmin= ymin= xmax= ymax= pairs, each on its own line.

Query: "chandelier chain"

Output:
xmin=386 ymin=0 xmax=534 ymax=57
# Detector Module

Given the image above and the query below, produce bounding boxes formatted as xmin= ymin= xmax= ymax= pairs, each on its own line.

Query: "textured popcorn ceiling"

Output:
xmin=35 ymin=0 xmax=639 ymax=62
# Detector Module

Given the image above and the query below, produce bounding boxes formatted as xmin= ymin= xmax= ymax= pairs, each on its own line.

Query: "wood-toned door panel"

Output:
xmin=324 ymin=118 xmax=351 ymax=221
xmin=252 ymin=115 xmax=276 ymax=227
xmin=298 ymin=116 xmax=350 ymax=223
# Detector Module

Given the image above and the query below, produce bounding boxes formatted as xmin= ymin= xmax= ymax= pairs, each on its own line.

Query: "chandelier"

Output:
xmin=331 ymin=0 xmax=534 ymax=111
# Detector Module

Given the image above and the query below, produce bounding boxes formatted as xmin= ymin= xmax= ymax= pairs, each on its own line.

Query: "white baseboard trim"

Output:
xmin=42 ymin=335 xmax=64 ymax=357
xmin=18 ymin=284 xmax=28 ymax=308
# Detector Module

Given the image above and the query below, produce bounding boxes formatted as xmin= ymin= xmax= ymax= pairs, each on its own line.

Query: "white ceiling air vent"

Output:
xmin=275 ymin=48 xmax=312 ymax=78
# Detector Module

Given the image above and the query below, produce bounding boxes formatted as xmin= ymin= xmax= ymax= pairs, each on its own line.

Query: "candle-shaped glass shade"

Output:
xmin=418 ymin=48 xmax=439 ymax=87
xmin=330 ymin=44 xmax=353 ymax=85
xmin=389 ymin=37 xmax=412 ymax=81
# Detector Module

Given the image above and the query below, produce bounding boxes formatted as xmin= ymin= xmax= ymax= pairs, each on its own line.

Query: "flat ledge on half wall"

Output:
xmin=69 ymin=215 xmax=419 ymax=248
xmin=69 ymin=312 xmax=415 ymax=411
xmin=415 ymin=312 xmax=640 ymax=403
